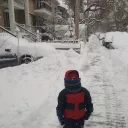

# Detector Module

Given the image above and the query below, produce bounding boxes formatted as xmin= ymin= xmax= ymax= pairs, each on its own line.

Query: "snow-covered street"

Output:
xmin=0 ymin=35 xmax=128 ymax=128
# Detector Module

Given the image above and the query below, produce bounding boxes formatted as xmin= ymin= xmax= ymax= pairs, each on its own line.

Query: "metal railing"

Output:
xmin=35 ymin=0 xmax=52 ymax=12
xmin=0 ymin=26 xmax=16 ymax=37
xmin=35 ymin=0 xmax=51 ymax=7
xmin=28 ymin=24 xmax=76 ymax=41
xmin=16 ymin=23 xmax=38 ymax=42
xmin=0 ymin=26 xmax=17 ymax=49
xmin=3 ymin=0 xmax=24 ymax=7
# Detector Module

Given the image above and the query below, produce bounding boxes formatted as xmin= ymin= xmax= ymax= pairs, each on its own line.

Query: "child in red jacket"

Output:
xmin=56 ymin=70 xmax=93 ymax=128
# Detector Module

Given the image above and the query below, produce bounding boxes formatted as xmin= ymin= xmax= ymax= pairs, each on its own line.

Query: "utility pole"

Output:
xmin=51 ymin=0 xmax=55 ymax=40
xmin=75 ymin=0 xmax=80 ymax=40
xmin=8 ymin=0 xmax=15 ymax=33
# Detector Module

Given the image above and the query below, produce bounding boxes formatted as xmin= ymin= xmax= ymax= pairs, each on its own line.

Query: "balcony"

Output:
xmin=36 ymin=0 xmax=51 ymax=5
xmin=0 ymin=0 xmax=24 ymax=10
xmin=34 ymin=0 xmax=52 ymax=19
xmin=14 ymin=0 xmax=24 ymax=10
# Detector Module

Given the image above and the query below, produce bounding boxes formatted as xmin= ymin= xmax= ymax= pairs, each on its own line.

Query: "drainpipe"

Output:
xmin=24 ymin=0 xmax=30 ymax=30
xmin=75 ymin=0 xmax=80 ymax=40
xmin=51 ymin=0 xmax=55 ymax=40
xmin=8 ymin=0 xmax=15 ymax=33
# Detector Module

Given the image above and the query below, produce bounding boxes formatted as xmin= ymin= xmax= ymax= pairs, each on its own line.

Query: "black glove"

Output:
xmin=84 ymin=112 xmax=91 ymax=120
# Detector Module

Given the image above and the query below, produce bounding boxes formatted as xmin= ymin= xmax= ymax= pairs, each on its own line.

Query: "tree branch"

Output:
xmin=84 ymin=3 xmax=105 ymax=13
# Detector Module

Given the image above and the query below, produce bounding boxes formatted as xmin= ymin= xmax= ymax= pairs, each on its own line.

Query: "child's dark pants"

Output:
xmin=63 ymin=118 xmax=84 ymax=128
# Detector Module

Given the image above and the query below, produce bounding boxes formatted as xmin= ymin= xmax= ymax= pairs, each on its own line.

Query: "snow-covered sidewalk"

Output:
xmin=0 ymin=35 xmax=128 ymax=128
xmin=81 ymin=35 xmax=127 ymax=128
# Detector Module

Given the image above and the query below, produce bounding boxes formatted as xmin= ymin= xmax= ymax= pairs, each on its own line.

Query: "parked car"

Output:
xmin=102 ymin=38 xmax=115 ymax=49
xmin=0 ymin=33 xmax=56 ymax=69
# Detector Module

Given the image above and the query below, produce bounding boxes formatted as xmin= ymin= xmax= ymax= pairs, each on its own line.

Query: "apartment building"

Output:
xmin=34 ymin=0 xmax=69 ymax=25
xmin=0 ymin=0 xmax=69 ymax=35
xmin=0 ymin=0 xmax=29 ymax=33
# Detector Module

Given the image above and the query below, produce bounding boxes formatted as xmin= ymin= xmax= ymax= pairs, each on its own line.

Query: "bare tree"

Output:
xmin=64 ymin=0 xmax=128 ymax=36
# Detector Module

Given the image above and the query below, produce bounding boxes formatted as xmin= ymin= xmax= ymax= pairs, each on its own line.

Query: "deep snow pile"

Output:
xmin=0 ymin=49 xmax=81 ymax=128
xmin=0 ymin=34 xmax=128 ymax=128
xmin=0 ymin=34 xmax=57 ymax=57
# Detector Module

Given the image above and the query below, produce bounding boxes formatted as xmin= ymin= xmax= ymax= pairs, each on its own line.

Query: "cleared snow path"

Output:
xmin=82 ymin=35 xmax=127 ymax=128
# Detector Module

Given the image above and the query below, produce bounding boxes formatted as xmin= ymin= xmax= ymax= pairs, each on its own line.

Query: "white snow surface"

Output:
xmin=104 ymin=32 xmax=128 ymax=49
xmin=0 ymin=34 xmax=57 ymax=57
xmin=0 ymin=34 xmax=128 ymax=128
xmin=47 ymin=43 xmax=81 ymax=49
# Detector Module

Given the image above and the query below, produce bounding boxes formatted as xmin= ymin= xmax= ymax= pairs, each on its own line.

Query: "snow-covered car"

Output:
xmin=101 ymin=35 xmax=115 ymax=49
xmin=102 ymin=38 xmax=113 ymax=49
xmin=0 ymin=33 xmax=56 ymax=69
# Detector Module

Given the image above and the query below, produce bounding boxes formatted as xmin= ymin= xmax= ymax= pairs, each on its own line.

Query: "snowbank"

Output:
xmin=0 ymin=49 xmax=81 ymax=128
xmin=0 ymin=34 xmax=56 ymax=58
xmin=105 ymin=32 xmax=128 ymax=48
xmin=47 ymin=43 xmax=81 ymax=49
xmin=1 ymin=33 xmax=128 ymax=128
xmin=28 ymin=42 xmax=57 ymax=57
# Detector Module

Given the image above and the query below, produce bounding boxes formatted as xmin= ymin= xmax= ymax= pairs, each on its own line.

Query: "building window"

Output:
xmin=3 ymin=11 xmax=10 ymax=29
